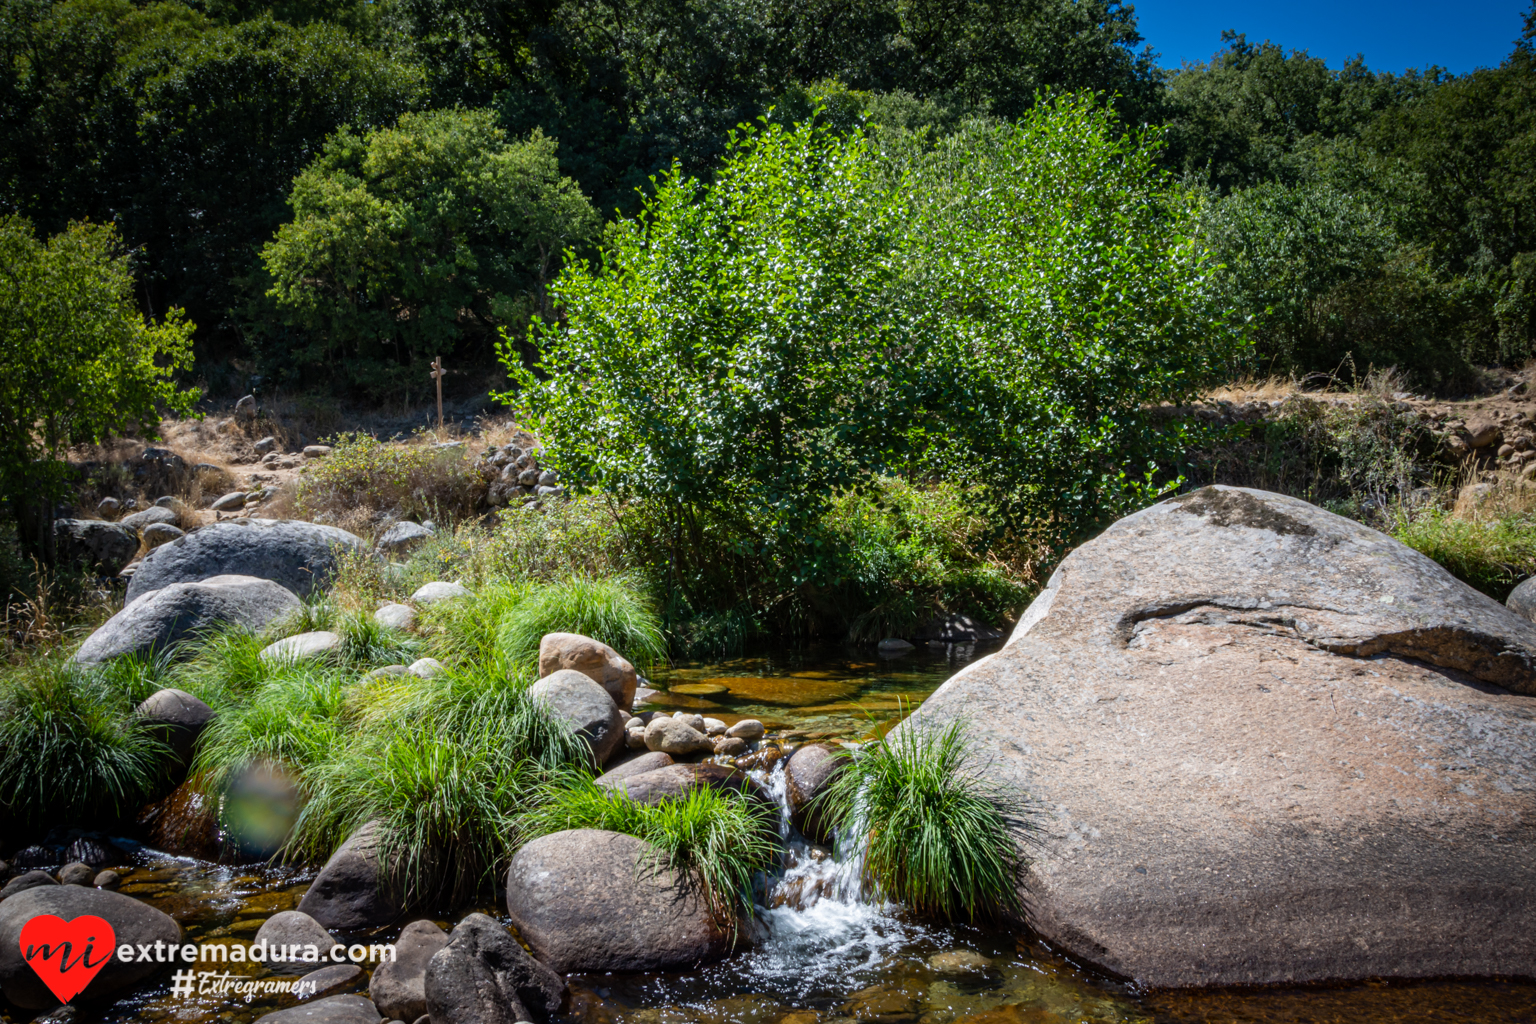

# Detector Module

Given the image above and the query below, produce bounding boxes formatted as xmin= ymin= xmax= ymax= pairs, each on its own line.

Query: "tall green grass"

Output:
xmin=496 ymin=576 xmax=665 ymax=671
xmin=0 ymin=658 xmax=171 ymax=827
xmin=816 ymin=719 xmax=1033 ymax=921
xmin=1390 ymin=506 xmax=1536 ymax=601
xmin=192 ymin=668 xmax=351 ymax=795
xmin=520 ymin=777 xmax=779 ymax=923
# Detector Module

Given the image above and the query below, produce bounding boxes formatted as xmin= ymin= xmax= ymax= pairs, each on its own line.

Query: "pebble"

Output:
xmin=93 ymin=870 xmax=120 ymax=889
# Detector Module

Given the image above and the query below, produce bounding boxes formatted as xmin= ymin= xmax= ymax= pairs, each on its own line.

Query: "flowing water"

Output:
xmin=12 ymin=641 xmax=1535 ymax=1024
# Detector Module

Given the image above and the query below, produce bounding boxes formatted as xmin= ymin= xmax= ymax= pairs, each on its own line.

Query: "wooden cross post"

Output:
xmin=430 ymin=356 xmax=445 ymax=434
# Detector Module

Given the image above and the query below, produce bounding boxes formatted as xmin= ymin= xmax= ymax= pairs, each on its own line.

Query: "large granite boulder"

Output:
xmin=296 ymin=821 xmax=401 ymax=930
xmin=505 ymin=829 xmax=731 ymax=973
xmin=73 ymin=575 xmax=301 ymax=663
xmin=528 ymin=669 xmax=625 ymax=766
xmin=0 ymin=885 xmax=180 ymax=1008
xmin=125 ymin=520 xmax=365 ymax=602
xmin=538 ymin=632 xmax=639 ymax=709
xmin=423 ymin=913 xmax=566 ymax=1024
xmin=910 ymin=485 xmax=1536 ymax=989
xmin=53 ymin=519 xmax=138 ymax=576
xmin=1508 ymin=575 xmax=1536 ymax=623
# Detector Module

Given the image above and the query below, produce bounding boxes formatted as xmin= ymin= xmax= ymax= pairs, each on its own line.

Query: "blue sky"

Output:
xmin=1135 ymin=0 xmax=1531 ymax=74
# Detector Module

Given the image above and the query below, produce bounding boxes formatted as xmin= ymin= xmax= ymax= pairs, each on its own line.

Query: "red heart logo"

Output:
xmin=18 ymin=915 xmax=117 ymax=1005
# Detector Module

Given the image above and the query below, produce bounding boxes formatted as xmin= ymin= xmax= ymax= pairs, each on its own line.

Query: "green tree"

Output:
xmin=0 ymin=216 xmax=197 ymax=559
xmin=262 ymin=109 xmax=598 ymax=397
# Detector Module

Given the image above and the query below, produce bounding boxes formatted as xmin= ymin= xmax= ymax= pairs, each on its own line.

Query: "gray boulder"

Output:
xmin=74 ymin=575 xmax=301 ymax=664
xmin=262 ymin=631 xmax=342 ymax=663
xmin=643 ymin=715 xmax=713 ymax=756
xmin=369 ymin=920 xmax=448 ymax=1022
xmin=211 ymin=491 xmax=247 ymax=512
xmin=56 ymin=863 xmax=92 ymax=886
xmin=537 ymin=632 xmax=638 ymax=709
xmin=374 ymin=603 xmax=417 ymax=630
xmin=528 ymin=669 xmax=624 ymax=766
xmin=302 ymin=964 xmax=364 ymax=999
xmin=620 ymin=763 xmax=773 ymax=814
xmin=125 ymin=520 xmax=366 ymax=602
xmin=253 ymin=995 xmax=380 ymax=1024
xmin=119 ymin=505 xmax=179 ymax=533
xmin=255 ymin=911 xmax=336 ymax=975
xmin=410 ymin=581 xmax=469 ymax=604
xmin=377 ymin=521 xmax=434 ymax=557
xmin=506 ymin=829 xmax=730 ymax=973
xmin=135 ymin=688 xmax=215 ymax=764
xmin=296 ymin=821 xmax=401 ymax=930
xmin=726 ymin=719 xmax=765 ymax=741
xmin=784 ymin=744 xmax=845 ymax=845
xmin=910 ymin=484 xmax=1536 ymax=989
xmin=423 ymin=913 xmax=566 ymax=1024
xmin=595 ymin=751 xmax=674 ymax=787
xmin=53 ymin=520 xmax=137 ymax=575
xmin=0 ymin=886 xmax=180 ymax=1008
xmin=141 ymin=522 xmax=184 ymax=549
xmin=1509 ymin=576 xmax=1536 ymax=623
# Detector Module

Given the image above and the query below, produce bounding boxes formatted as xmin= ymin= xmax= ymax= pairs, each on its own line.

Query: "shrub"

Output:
xmin=520 ymin=777 xmax=779 ymax=923
xmin=1391 ymin=506 xmax=1536 ymax=602
xmin=192 ymin=668 xmax=350 ymax=796
xmin=294 ymin=432 xmax=485 ymax=526
xmin=815 ymin=718 xmax=1033 ymax=921
xmin=497 ymin=576 xmax=665 ymax=672
xmin=0 ymin=658 xmax=171 ymax=828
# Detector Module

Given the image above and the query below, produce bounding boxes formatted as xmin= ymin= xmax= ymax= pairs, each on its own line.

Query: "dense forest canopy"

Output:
xmin=1 ymin=0 xmax=1533 ymax=397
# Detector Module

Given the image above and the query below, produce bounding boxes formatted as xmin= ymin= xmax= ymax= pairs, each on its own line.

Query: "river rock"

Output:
xmin=56 ymin=862 xmax=93 ymax=886
xmin=254 ymin=436 xmax=277 ymax=455
xmin=119 ymin=505 xmax=179 ymax=533
xmin=408 ymin=657 xmax=444 ymax=679
xmin=296 ymin=821 xmax=401 ymax=930
xmin=53 ymin=519 xmax=137 ymax=575
xmin=595 ymin=751 xmax=675 ymax=787
xmin=0 ymin=871 xmax=57 ymax=900
xmin=537 ymin=633 xmax=638 ymax=709
xmin=141 ymin=522 xmax=184 ymax=548
xmin=784 ymin=744 xmax=845 ymax=844
xmin=410 ymin=581 xmax=469 ymax=604
xmin=75 ymin=576 xmax=301 ymax=663
xmin=620 ymin=763 xmax=774 ymax=813
xmin=726 ymin=719 xmax=765 ymax=741
xmin=253 ymin=995 xmax=380 ymax=1024
xmin=125 ymin=520 xmax=366 ymax=602
xmin=302 ymin=963 xmax=364 ymax=999
xmin=644 ymin=716 xmax=713 ymax=756
xmin=255 ymin=911 xmax=335 ymax=975
xmin=377 ymin=521 xmax=434 ymax=557
xmin=93 ymin=871 xmax=119 ymax=889
xmin=262 ymin=631 xmax=342 ymax=663
xmin=528 ymin=669 xmax=625 ymax=765
xmin=370 ymin=920 xmax=448 ymax=1022
xmin=714 ymin=736 xmax=748 ymax=756
xmin=506 ymin=829 xmax=731 ymax=973
xmin=423 ymin=913 xmax=566 ymax=1024
xmin=374 ymin=603 xmax=418 ymax=630
xmin=135 ymin=687 xmax=215 ymax=764
xmin=1509 ymin=576 xmax=1536 ymax=623
xmin=212 ymin=491 xmax=247 ymax=512
xmin=909 ymin=484 xmax=1536 ymax=988
xmin=0 ymin=885 xmax=180 ymax=1008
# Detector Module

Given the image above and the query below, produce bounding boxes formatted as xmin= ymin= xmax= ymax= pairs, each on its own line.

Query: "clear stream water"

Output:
xmin=16 ymin=642 xmax=1536 ymax=1024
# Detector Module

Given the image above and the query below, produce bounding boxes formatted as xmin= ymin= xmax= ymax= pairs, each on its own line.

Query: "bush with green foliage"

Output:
xmin=262 ymin=110 xmax=598 ymax=396
xmin=1391 ymin=506 xmax=1536 ymax=602
xmin=815 ymin=718 xmax=1032 ymax=921
xmin=294 ymin=432 xmax=485 ymax=526
xmin=0 ymin=215 xmax=198 ymax=561
xmin=520 ymin=777 xmax=779 ymax=923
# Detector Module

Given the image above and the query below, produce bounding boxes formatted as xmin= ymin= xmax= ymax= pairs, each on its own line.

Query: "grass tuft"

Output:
xmin=1390 ymin=505 xmax=1536 ymax=601
xmin=519 ymin=777 xmax=779 ymax=923
xmin=815 ymin=718 xmax=1033 ymax=921
xmin=497 ymin=575 xmax=665 ymax=671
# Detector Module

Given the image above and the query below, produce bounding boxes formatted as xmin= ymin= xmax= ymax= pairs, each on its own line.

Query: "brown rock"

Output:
xmin=370 ymin=920 xmax=448 ymax=1022
xmin=136 ymin=778 xmax=223 ymax=860
xmin=784 ymin=744 xmax=846 ymax=844
xmin=537 ymin=632 xmax=638 ymax=709
xmin=595 ymin=751 xmax=675 ymax=787
xmin=619 ymin=763 xmax=773 ymax=812
xmin=910 ymin=485 xmax=1536 ymax=989
xmin=505 ymin=830 xmax=730 ymax=973
xmin=1465 ymin=419 xmax=1503 ymax=448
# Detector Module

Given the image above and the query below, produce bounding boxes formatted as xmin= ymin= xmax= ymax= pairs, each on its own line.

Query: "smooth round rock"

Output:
xmin=377 ymin=521 xmax=434 ymax=557
xmin=537 ymin=633 xmax=639 ymax=709
xmin=125 ymin=520 xmax=366 ymax=602
xmin=135 ymin=687 xmax=216 ymax=764
xmin=296 ymin=821 xmax=401 ymax=930
xmin=0 ymin=871 xmax=57 ymax=899
xmin=506 ymin=829 xmax=730 ymax=973
xmin=0 ymin=886 xmax=181 ymax=1008
xmin=528 ymin=670 xmax=625 ymax=766
xmin=253 ymin=995 xmax=380 ymax=1024
xmin=785 ymin=743 xmax=846 ymax=845
xmin=75 ymin=575 xmax=301 ymax=664
xmin=369 ymin=920 xmax=448 ymax=1022
xmin=141 ymin=522 xmax=185 ymax=548
xmin=93 ymin=870 xmax=120 ymax=889
xmin=211 ymin=490 xmax=247 ymax=512
xmin=726 ymin=718 xmax=765 ymax=741
xmin=56 ymin=862 xmax=93 ymax=886
xmin=262 ymin=631 xmax=342 ymax=663
xmin=411 ymin=581 xmax=470 ymax=604
xmin=119 ymin=505 xmax=179 ymax=533
xmin=408 ymin=657 xmax=445 ymax=679
xmin=375 ymin=603 xmax=417 ymax=630
xmin=595 ymin=751 xmax=675 ymax=787
xmin=254 ymin=911 xmax=336 ymax=975
xmin=643 ymin=716 xmax=713 ymax=756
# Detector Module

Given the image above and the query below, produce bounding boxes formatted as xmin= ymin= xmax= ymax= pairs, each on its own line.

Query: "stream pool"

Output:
xmin=10 ymin=642 xmax=1535 ymax=1024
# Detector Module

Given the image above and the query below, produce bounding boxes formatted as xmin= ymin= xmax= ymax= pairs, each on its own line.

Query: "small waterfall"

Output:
xmin=736 ymin=760 xmax=942 ymax=997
